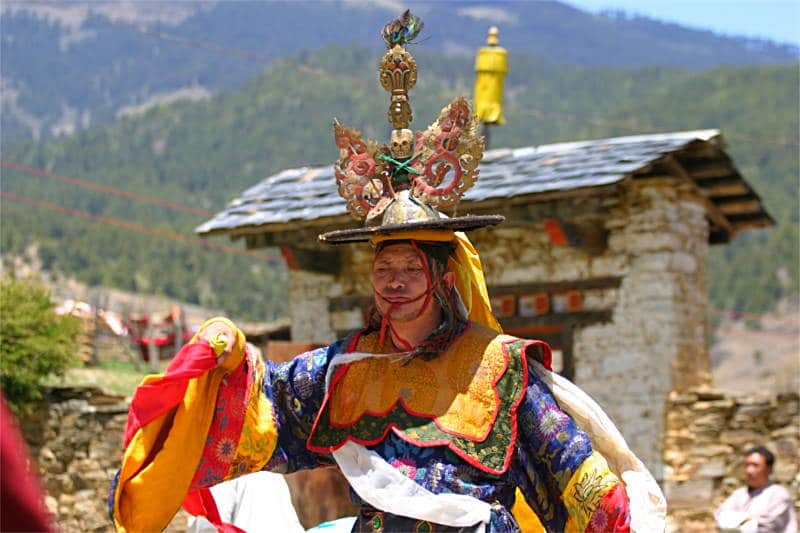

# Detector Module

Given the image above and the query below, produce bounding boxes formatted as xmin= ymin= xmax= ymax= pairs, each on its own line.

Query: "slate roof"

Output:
xmin=196 ymin=129 xmax=773 ymax=243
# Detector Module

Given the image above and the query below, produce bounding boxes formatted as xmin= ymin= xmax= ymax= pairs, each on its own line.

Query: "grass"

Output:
xmin=43 ymin=361 xmax=150 ymax=397
xmin=43 ymin=335 xmax=173 ymax=397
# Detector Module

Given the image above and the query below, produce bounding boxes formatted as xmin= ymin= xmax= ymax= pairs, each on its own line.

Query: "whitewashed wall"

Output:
xmin=287 ymin=269 xmax=340 ymax=344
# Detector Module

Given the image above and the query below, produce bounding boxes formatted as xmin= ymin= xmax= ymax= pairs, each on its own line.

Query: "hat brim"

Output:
xmin=318 ymin=215 xmax=505 ymax=244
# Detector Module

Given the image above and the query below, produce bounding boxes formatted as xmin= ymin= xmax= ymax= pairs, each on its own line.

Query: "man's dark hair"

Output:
xmin=746 ymin=445 xmax=775 ymax=469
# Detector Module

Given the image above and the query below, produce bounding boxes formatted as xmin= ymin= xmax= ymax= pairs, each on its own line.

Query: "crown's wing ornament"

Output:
xmin=410 ymin=96 xmax=484 ymax=210
xmin=328 ymin=10 xmax=492 ymax=234
xmin=332 ymin=120 xmax=391 ymax=220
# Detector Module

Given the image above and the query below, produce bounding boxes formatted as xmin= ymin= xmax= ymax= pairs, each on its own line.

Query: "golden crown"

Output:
xmin=322 ymin=11 xmax=501 ymax=244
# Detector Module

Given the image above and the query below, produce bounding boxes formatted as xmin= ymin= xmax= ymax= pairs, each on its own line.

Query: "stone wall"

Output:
xmin=663 ymin=388 xmax=800 ymax=532
xmin=20 ymin=387 xmax=354 ymax=532
xmin=20 ymin=387 xmax=136 ymax=532
xmin=568 ymin=182 xmax=711 ymax=478
xmin=287 ymin=268 xmax=340 ymax=344
xmin=21 ymin=388 xmax=196 ymax=532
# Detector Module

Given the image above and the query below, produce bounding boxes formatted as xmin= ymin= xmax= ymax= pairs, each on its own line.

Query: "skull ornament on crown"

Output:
xmin=390 ymin=129 xmax=414 ymax=159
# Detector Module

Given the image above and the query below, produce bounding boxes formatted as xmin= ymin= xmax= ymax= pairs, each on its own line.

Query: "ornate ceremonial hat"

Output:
xmin=319 ymin=10 xmax=504 ymax=244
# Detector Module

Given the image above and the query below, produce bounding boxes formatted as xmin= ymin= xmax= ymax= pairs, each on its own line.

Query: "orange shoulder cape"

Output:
xmin=307 ymin=323 xmax=542 ymax=475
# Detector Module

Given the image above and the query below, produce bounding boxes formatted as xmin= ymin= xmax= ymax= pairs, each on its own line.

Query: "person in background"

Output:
xmin=715 ymin=446 xmax=797 ymax=533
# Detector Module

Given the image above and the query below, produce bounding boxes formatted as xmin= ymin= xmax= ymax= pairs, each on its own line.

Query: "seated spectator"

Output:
xmin=715 ymin=445 xmax=797 ymax=533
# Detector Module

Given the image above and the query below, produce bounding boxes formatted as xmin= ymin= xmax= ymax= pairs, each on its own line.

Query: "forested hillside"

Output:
xmin=2 ymin=0 xmax=797 ymax=144
xmin=2 ymin=47 xmax=797 ymax=320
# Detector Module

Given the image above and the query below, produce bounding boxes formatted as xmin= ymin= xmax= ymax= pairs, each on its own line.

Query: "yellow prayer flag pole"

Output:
xmin=474 ymin=26 xmax=508 ymax=148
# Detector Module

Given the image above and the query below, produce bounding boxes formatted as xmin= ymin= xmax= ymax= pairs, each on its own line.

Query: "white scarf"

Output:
xmin=324 ymin=351 xmax=667 ymax=533
xmin=326 ymin=351 xmax=491 ymax=531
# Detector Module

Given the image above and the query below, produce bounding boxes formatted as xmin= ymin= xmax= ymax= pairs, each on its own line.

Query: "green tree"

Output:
xmin=0 ymin=276 xmax=80 ymax=413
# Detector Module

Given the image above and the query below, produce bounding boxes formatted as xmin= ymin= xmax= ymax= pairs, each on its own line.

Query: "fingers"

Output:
xmin=198 ymin=320 xmax=235 ymax=363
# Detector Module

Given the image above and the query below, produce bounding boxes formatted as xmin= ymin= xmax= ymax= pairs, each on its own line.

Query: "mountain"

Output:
xmin=2 ymin=46 xmax=797 ymax=320
xmin=2 ymin=0 xmax=797 ymax=144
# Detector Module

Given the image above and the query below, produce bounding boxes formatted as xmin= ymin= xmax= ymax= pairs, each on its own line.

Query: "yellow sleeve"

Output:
xmin=112 ymin=318 xmax=278 ymax=533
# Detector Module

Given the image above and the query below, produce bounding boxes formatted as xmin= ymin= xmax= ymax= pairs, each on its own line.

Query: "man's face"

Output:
xmin=371 ymin=243 xmax=431 ymax=323
xmin=744 ymin=452 xmax=770 ymax=489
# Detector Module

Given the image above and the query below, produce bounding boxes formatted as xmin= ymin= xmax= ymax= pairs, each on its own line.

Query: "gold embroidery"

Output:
xmin=328 ymin=323 xmax=509 ymax=440
xmin=573 ymin=470 xmax=613 ymax=509
xmin=562 ymin=452 xmax=618 ymax=532
xmin=227 ymin=354 xmax=277 ymax=478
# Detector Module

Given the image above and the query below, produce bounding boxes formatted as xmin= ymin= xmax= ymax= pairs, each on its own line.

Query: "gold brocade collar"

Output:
xmin=332 ymin=324 xmax=503 ymax=440
xmin=307 ymin=323 xmax=531 ymax=474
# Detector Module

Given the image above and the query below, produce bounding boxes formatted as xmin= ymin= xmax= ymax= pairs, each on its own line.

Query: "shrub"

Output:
xmin=0 ymin=276 xmax=79 ymax=412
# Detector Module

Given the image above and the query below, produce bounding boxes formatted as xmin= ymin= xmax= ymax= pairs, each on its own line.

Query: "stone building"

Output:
xmin=193 ymin=129 xmax=791 ymax=529
xmin=198 ymin=129 xmax=772 ymax=478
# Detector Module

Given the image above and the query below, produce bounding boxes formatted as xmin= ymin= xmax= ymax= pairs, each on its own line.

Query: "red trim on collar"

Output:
xmin=307 ymin=328 xmax=529 ymax=476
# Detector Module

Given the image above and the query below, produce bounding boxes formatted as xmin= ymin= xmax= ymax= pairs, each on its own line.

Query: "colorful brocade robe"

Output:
xmin=111 ymin=322 xmax=630 ymax=532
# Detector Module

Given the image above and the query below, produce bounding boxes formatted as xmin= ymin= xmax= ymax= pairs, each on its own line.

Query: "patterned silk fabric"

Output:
xmin=329 ymin=325 xmax=505 ymax=439
xmin=308 ymin=324 xmax=528 ymax=474
xmin=186 ymin=326 xmax=630 ymax=532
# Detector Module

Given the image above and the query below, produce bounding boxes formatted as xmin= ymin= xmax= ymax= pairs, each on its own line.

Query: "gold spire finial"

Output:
xmin=330 ymin=12 xmax=486 ymax=227
xmin=487 ymin=26 xmax=500 ymax=46
xmin=379 ymin=10 xmax=422 ymax=130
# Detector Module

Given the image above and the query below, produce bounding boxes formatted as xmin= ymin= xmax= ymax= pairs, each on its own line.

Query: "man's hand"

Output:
xmin=198 ymin=320 xmax=236 ymax=365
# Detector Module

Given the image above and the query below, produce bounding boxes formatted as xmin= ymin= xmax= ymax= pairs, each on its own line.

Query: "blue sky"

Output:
xmin=566 ymin=0 xmax=800 ymax=47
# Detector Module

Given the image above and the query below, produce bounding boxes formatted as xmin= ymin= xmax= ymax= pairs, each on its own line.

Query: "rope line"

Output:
xmin=0 ymin=192 xmax=281 ymax=264
xmin=1 ymin=160 xmax=214 ymax=217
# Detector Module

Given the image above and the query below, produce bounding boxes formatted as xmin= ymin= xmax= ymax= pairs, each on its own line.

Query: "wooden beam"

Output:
xmin=501 ymin=330 xmax=563 ymax=347
xmin=631 ymin=176 xmax=683 ymax=188
xmin=663 ymin=155 xmax=733 ymax=237
xmin=698 ymin=179 xmax=750 ymax=198
xmin=713 ymin=194 xmax=762 ymax=216
xmin=726 ymin=212 xmax=775 ymax=228
xmin=499 ymin=310 xmax=613 ymax=331
xmin=488 ymin=277 xmax=622 ymax=296
xmin=718 ymin=200 xmax=764 ymax=216
xmin=730 ymin=219 xmax=775 ymax=232
xmin=680 ymin=161 xmax=734 ymax=180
